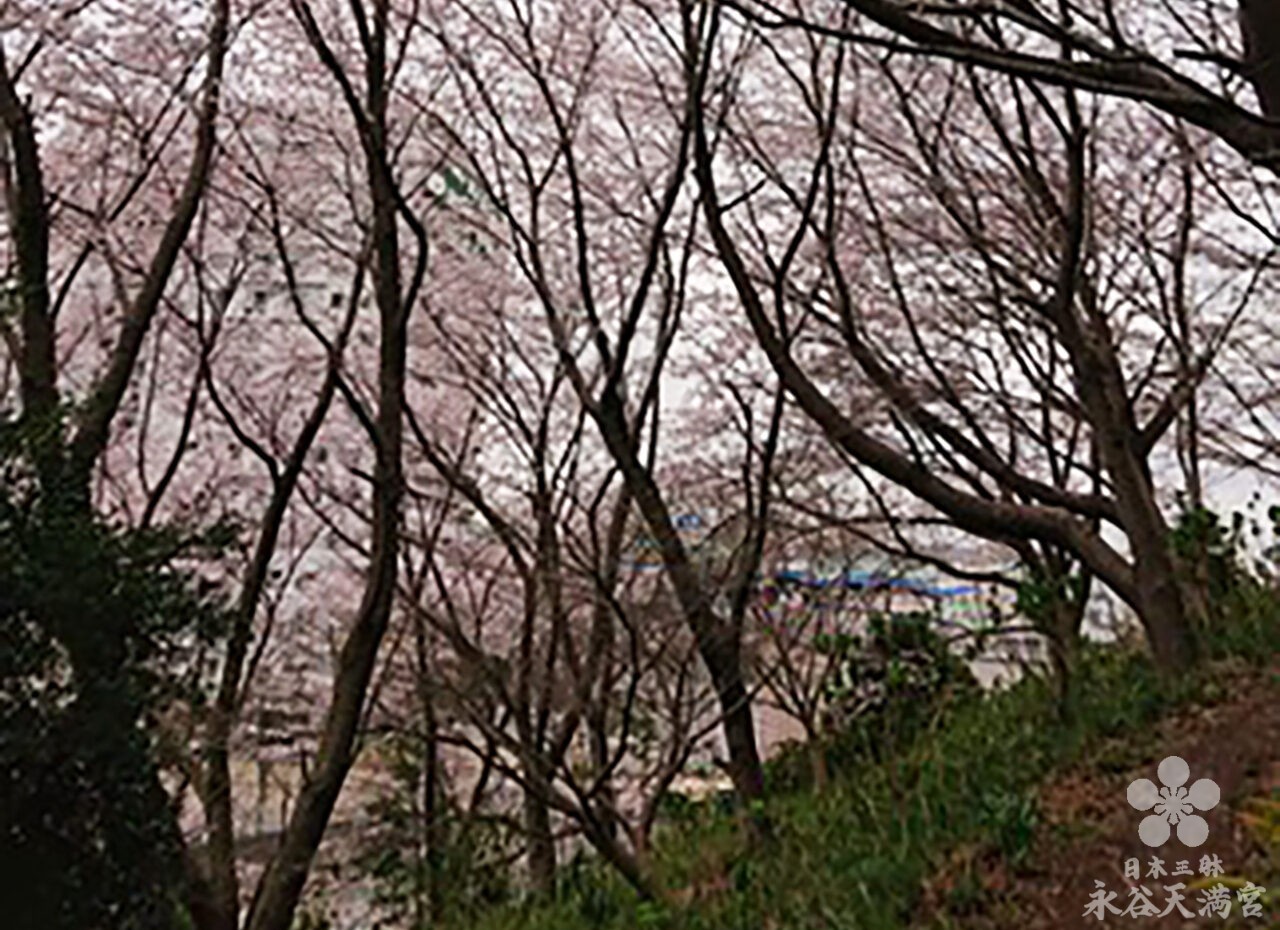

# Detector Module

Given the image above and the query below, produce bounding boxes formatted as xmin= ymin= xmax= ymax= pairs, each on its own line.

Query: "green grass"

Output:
xmin=451 ymin=588 xmax=1280 ymax=930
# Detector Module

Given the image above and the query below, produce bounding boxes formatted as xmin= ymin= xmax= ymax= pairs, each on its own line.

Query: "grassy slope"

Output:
xmin=459 ymin=589 xmax=1280 ymax=930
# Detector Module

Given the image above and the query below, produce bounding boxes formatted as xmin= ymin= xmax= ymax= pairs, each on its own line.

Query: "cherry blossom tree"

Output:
xmin=683 ymin=0 xmax=1278 ymax=672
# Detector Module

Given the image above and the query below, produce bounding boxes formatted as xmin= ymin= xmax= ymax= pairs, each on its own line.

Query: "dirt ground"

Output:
xmin=923 ymin=660 xmax=1280 ymax=929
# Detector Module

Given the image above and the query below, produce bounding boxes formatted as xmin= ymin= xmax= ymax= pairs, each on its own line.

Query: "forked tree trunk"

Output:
xmin=1093 ymin=417 xmax=1199 ymax=670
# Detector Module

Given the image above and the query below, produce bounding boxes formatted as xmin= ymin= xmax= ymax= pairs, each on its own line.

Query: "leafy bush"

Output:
xmin=0 ymin=417 xmax=231 ymax=930
xmin=818 ymin=610 xmax=979 ymax=760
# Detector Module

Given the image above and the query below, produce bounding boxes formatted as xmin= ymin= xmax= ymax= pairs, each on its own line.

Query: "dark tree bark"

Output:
xmin=687 ymin=4 xmax=1204 ymax=672
xmin=1240 ymin=0 xmax=1280 ymax=117
xmin=3 ymin=5 xmax=232 ymax=926
xmin=726 ymin=0 xmax=1280 ymax=170
xmin=523 ymin=775 xmax=558 ymax=895
xmin=243 ymin=3 xmax=422 ymax=929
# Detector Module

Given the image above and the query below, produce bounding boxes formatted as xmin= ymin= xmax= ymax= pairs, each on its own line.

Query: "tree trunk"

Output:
xmin=806 ymin=726 xmax=829 ymax=793
xmin=1098 ymin=425 xmax=1198 ymax=669
xmin=1132 ymin=541 xmax=1197 ymax=670
xmin=1066 ymin=297 xmax=1199 ymax=672
xmin=714 ymin=673 xmax=766 ymax=803
xmin=243 ymin=5 xmax=409 ymax=923
xmin=702 ymin=637 xmax=771 ymax=838
xmin=1047 ymin=596 xmax=1084 ymax=722
xmin=582 ymin=348 xmax=771 ymax=813
xmin=1240 ymin=0 xmax=1280 ymax=117
xmin=199 ymin=736 xmax=242 ymax=930
xmin=523 ymin=779 xmax=557 ymax=895
xmin=588 ymin=706 xmax=619 ymax=840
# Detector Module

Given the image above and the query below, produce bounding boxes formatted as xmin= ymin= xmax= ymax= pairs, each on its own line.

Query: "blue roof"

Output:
xmin=769 ymin=569 xmax=979 ymax=598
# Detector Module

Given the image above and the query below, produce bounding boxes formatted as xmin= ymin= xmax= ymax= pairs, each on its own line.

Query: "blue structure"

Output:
xmin=770 ymin=567 xmax=979 ymax=598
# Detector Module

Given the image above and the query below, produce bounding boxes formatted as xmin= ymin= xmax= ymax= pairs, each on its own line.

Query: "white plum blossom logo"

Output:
xmin=1127 ymin=755 xmax=1220 ymax=847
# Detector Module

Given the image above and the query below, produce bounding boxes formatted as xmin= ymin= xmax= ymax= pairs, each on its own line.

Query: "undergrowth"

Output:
xmin=453 ymin=581 xmax=1280 ymax=930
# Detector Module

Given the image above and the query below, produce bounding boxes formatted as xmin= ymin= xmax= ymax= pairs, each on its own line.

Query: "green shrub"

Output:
xmin=0 ymin=415 xmax=233 ymax=930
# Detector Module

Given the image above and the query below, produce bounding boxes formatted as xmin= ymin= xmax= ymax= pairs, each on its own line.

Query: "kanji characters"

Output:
xmin=1197 ymin=883 xmax=1232 ymax=918
xmin=1122 ymin=885 xmax=1160 ymax=918
xmin=1199 ymin=853 xmax=1224 ymax=878
xmin=1238 ymin=881 xmax=1267 ymax=918
xmin=1084 ymin=880 xmax=1122 ymax=921
xmin=1158 ymin=883 xmax=1195 ymax=919
xmin=1084 ymin=859 xmax=1268 ymax=921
